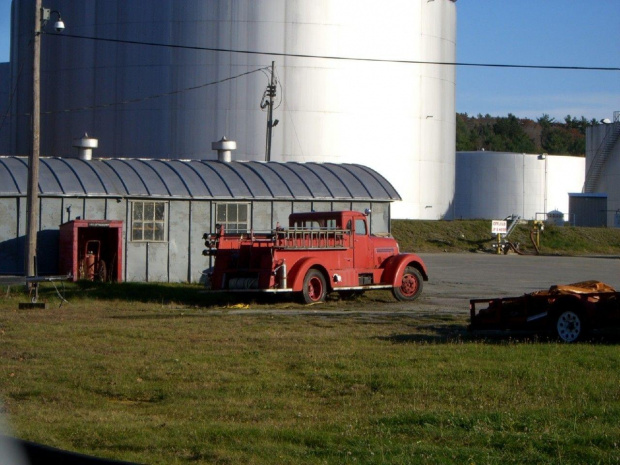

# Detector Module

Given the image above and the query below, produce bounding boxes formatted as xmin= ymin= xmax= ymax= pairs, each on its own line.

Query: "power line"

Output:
xmin=19 ymin=67 xmax=268 ymax=116
xmin=53 ymin=33 xmax=620 ymax=72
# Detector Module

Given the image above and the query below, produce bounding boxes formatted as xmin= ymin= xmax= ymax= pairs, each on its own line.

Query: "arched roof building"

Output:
xmin=0 ymin=157 xmax=400 ymax=282
xmin=0 ymin=157 xmax=400 ymax=201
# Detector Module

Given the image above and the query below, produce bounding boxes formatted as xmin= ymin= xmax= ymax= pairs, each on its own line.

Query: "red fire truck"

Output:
xmin=202 ymin=210 xmax=428 ymax=304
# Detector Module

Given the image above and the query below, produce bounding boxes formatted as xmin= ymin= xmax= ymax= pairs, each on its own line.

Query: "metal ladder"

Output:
xmin=583 ymin=122 xmax=620 ymax=193
xmin=504 ymin=215 xmax=521 ymax=239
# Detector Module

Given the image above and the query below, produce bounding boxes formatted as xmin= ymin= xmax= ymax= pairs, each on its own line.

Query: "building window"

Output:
xmin=216 ymin=203 xmax=249 ymax=233
xmin=131 ymin=201 xmax=167 ymax=242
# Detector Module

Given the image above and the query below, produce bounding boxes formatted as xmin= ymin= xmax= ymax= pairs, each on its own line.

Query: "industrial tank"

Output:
xmin=585 ymin=121 xmax=620 ymax=227
xmin=452 ymin=152 xmax=585 ymax=220
xmin=9 ymin=0 xmax=457 ymax=219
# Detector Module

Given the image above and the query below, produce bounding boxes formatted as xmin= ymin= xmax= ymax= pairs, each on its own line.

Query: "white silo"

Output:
xmin=585 ymin=120 xmax=620 ymax=226
xmin=9 ymin=0 xmax=457 ymax=219
xmin=453 ymin=152 xmax=585 ymax=220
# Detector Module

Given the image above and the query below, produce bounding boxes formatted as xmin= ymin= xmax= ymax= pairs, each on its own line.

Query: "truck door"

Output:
xmin=352 ymin=217 xmax=372 ymax=270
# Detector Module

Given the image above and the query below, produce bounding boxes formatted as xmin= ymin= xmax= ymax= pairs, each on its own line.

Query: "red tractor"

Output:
xmin=203 ymin=210 xmax=428 ymax=304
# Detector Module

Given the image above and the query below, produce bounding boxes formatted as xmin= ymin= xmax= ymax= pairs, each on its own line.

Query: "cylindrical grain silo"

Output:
xmin=9 ymin=0 xmax=457 ymax=219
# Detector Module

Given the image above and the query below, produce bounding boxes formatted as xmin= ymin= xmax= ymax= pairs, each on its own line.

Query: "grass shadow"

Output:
xmin=378 ymin=323 xmax=469 ymax=343
xmin=36 ymin=280 xmax=300 ymax=308
xmin=59 ymin=281 xmax=367 ymax=309
xmin=381 ymin=326 xmax=620 ymax=345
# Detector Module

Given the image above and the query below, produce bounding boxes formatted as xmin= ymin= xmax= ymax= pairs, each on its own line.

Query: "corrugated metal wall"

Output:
xmin=568 ymin=194 xmax=607 ymax=227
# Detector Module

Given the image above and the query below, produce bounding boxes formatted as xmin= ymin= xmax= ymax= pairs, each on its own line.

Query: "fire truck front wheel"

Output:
xmin=392 ymin=266 xmax=423 ymax=301
xmin=302 ymin=269 xmax=327 ymax=304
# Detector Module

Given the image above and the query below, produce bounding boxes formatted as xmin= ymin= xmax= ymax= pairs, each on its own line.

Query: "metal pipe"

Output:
xmin=279 ymin=260 xmax=287 ymax=289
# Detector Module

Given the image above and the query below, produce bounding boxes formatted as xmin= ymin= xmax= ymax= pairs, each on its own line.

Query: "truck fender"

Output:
xmin=288 ymin=257 xmax=330 ymax=292
xmin=382 ymin=253 xmax=428 ymax=287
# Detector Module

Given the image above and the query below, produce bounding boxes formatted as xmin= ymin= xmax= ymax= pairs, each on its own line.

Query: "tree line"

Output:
xmin=456 ymin=113 xmax=600 ymax=155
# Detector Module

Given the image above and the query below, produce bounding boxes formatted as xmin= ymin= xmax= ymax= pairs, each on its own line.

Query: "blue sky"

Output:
xmin=457 ymin=1 xmax=619 ymax=121
xmin=1 ymin=0 xmax=618 ymax=121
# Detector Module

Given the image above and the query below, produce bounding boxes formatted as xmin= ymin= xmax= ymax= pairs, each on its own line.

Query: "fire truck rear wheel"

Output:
xmin=392 ymin=266 xmax=423 ymax=301
xmin=302 ymin=269 xmax=327 ymax=304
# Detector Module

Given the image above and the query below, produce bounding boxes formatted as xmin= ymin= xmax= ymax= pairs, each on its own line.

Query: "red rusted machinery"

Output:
xmin=80 ymin=239 xmax=107 ymax=281
xmin=59 ymin=220 xmax=122 ymax=282
xmin=470 ymin=281 xmax=620 ymax=342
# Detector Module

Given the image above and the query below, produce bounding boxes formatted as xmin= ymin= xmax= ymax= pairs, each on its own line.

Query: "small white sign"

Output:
xmin=492 ymin=220 xmax=507 ymax=234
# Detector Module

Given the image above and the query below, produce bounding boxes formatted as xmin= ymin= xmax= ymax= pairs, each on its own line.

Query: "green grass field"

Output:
xmin=1 ymin=284 xmax=619 ymax=464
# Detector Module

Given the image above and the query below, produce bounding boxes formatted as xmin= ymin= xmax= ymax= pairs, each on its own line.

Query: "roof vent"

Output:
xmin=211 ymin=136 xmax=236 ymax=162
xmin=73 ymin=133 xmax=98 ymax=160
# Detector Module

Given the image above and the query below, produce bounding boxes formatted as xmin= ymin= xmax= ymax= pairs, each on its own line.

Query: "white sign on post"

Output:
xmin=492 ymin=220 xmax=507 ymax=234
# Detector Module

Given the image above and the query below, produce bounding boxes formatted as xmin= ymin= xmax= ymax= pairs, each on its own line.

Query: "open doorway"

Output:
xmin=59 ymin=220 xmax=123 ymax=282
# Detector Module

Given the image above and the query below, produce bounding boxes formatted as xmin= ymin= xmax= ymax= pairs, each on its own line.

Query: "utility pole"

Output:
xmin=26 ymin=0 xmax=42 ymax=277
xmin=265 ymin=61 xmax=276 ymax=162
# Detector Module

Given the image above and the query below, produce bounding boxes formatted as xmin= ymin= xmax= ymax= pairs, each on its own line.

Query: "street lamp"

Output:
xmin=26 ymin=1 xmax=64 ymax=278
xmin=41 ymin=8 xmax=65 ymax=32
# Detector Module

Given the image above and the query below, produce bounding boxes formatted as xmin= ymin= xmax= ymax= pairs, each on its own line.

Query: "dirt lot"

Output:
xmin=415 ymin=253 xmax=620 ymax=315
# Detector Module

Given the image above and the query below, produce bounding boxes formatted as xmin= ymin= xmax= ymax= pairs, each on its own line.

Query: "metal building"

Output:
xmin=451 ymin=151 xmax=585 ymax=221
xmin=7 ymin=0 xmax=457 ymax=220
xmin=568 ymin=193 xmax=607 ymax=228
xmin=0 ymin=156 xmax=400 ymax=282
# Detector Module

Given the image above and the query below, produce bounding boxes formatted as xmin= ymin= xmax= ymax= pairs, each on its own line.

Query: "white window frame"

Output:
xmin=215 ymin=202 xmax=250 ymax=234
xmin=131 ymin=200 xmax=168 ymax=242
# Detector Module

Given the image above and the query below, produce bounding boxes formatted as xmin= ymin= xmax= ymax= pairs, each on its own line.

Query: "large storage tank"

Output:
xmin=452 ymin=152 xmax=585 ymax=220
xmin=585 ymin=120 xmax=620 ymax=227
xmin=9 ymin=0 xmax=457 ymax=219
xmin=0 ymin=63 xmax=9 ymax=152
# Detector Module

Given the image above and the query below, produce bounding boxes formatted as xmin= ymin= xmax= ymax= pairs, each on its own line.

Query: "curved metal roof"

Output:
xmin=0 ymin=157 xmax=401 ymax=201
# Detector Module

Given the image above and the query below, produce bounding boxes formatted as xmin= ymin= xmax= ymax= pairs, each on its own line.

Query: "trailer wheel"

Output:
xmin=302 ymin=269 xmax=327 ymax=304
xmin=392 ymin=266 xmax=423 ymax=301
xmin=554 ymin=310 xmax=584 ymax=343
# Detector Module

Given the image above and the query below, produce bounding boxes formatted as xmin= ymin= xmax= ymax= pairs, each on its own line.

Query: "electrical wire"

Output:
xmin=258 ymin=67 xmax=282 ymax=113
xmin=51 ymin=279 xmax=69 ymax=308
xmin=6 ymin=34 xmax=613 ymax=121
xmin=52 ymin=33 xmax=620 ymax=72
xmin=21 ymin=67 xmax=269 ymax=116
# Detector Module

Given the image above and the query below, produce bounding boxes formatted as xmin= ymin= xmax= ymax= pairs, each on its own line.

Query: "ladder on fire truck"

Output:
xmin=276 ymin=228 xmax=349 ymax=249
